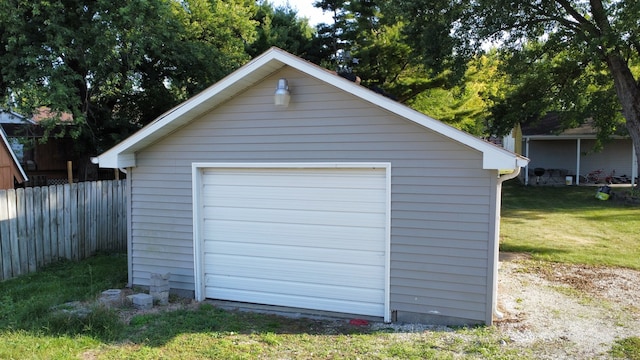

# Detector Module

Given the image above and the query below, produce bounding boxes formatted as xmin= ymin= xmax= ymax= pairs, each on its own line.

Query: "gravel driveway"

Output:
xmin=496 ymin=254 xmax=640 ymax=359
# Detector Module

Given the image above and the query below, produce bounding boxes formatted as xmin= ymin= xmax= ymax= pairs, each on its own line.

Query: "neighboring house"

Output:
xmin=510 ymin=114 xmax=637 ymax=185
xmin=96 ymin=48 xmax=528 ymax=325
xmin=0 ymin=124 xmax=28 ymax=189
xmin=0 ymin=108 xmax=95 ymax=185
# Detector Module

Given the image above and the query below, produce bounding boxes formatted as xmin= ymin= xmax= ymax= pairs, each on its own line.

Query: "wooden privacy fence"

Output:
xmin=0 ymin=180 xmax=127 ymax=281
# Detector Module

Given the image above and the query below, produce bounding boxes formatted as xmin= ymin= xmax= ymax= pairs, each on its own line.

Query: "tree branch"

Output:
xmin=555 ymin=0 xmax=601 ymax=37
xmin=589 ymin=0 xmax=611 ymax=34
xmin=483 ymin=16 xmax=580 ymax=41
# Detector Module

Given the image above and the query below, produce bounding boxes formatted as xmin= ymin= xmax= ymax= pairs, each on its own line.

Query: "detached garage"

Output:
xmin=97 ymin=47 xmax=528 ymax=325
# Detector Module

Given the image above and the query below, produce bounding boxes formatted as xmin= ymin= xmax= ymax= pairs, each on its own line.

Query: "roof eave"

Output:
xmin=97 ymin=47 xmax=527 ymax=172
xmin=97 ymin=49 xmax=290 ymax=168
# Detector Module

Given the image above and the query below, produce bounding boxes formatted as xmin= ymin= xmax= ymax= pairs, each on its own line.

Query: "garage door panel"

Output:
xmin=204 ymin=241 xmax=385 ymax=266
xmin=205 ymin=275 xmax=384 ymax=303
xmin=205 ymin=209 xmax=385 ymax=228
xmin=203 ymin=169 xmax=386 ymax=189
xmin=204 ymin=195 xmax=385 ymax=213
xmin=204 ymin=287 xmax=384 ymax=317
xmin=199 ymin=166 xmax=388 ymax=318
xmin=204 ymin=221 xmax=384 ymax=250
xmin=204 ymin=254 xmax=385 ymax=286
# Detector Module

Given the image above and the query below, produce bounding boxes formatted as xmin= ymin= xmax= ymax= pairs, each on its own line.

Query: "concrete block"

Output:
xmin=150 ymin=272 xmax=170 ymax=285
xmin=99 ymin=289 xmax=123 ymax=307
xmin=127 ymin=293 xmax=153 ymax=310
xmin=150 ymin=272 xmax=171 ymax=305
xmin=150 ymin=284 xmax=170 ymax=293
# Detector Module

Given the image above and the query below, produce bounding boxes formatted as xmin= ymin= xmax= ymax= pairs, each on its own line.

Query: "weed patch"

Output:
xmin=611 ymin=337 xmax=640 ymax=359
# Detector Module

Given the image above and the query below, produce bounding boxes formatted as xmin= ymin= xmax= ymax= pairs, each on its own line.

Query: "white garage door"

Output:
xmin=195 ymin=165 xmax=389 ymax=318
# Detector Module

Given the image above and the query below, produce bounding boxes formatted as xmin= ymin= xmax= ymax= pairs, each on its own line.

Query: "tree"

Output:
xmin=394 ymin=0 xmax=640 ymax=178
xmin=247 ymin=1 xmax=315 ymax=58
xmin=409 ymin=53 xmax=507 ymax=136
xmin=308 ymin=1 xmax=491 ymax=133
xmin=0 ymin=0 xmax=257 ymax=174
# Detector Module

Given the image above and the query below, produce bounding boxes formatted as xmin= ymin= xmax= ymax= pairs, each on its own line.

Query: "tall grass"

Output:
xmin=500 ymin=180 xmax=640 ymax=269
xmin=0 ymin=254 xmax=127 ymax=340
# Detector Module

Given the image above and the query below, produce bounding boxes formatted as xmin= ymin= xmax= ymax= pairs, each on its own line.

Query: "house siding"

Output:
xmin=527 ymin=138 xmax=634 ymax=179
xmin=579 ymin=139 xmax=634 ymax=177
xmin=129 ymin=67 xmax=496 ymax=323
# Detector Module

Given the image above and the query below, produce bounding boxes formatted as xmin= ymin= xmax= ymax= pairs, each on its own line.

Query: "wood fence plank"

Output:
xmin=25 ymin=188 xmax=36 ymax=273
xmin=63 ymin=185 xmax=72 ymax=259
xmin=77 ymin=182 xmax=86 ymax=259
xmin=97 ymin=181 xmax=104 ymax=250
xmin=90 ymin=181 xmax=98 ymax=254
xmin=8 ymin=190 xmax=20 ymax=276
xmin=84 ymin=182 xmax=92 ymax=257
xmin=70 ymin=183 xmax=78 ymax=260
xmin=0 ymin=189 xmax=11 ymax=280
xmin=106 ymin=181 xmax=113 ymax=249
xmin=42 ymin=186 xmax=51 ymax=265
xmin=33 ymin=187 xmax=44 ymax=268
xmin=49 ymin=185 xmax=58 ymax=260
xmin=16 ymin=188 xmax=28 ymax=275
xmin=56 ymin=185 xmax=65 ymax=260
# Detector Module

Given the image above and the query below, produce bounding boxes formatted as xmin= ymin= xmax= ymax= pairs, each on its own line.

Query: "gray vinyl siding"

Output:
xmin=129 ymin=67 xmax=496 ymax=323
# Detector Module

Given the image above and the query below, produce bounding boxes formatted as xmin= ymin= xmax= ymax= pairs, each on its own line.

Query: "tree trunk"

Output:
xmin=606 ymin=55 xmax=640 ymax=183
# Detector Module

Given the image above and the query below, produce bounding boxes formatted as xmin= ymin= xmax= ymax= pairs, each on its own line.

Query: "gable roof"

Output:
xmin=0 ymin=109 xmax=37 ymax=125
xmin=522 ymin=113 xmax=628 ymax=140
xmin=97 ymin=47 xmax=528 ymax=171
xmin=0 ymin=126 xmax=28 ymax=184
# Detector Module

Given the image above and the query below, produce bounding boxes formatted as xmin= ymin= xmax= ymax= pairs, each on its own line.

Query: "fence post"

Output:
xmin=67 ymin=161 xmax=73 ymax=185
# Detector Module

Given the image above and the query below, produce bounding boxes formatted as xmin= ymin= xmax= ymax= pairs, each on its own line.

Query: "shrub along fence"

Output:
xmin=0 ymin=179 xmax=126 ymax=281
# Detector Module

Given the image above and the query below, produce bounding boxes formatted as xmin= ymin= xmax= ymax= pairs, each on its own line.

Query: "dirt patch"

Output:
xmin=497 ymin=255 xmax=640 ymax=359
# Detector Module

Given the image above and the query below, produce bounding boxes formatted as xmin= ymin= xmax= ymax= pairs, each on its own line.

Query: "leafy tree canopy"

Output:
xmin=0 ymin=0 xmax=258 ymax=157
xmin=248 ymin=1 xmax=315 ymax=58
xmin=308 ymin=0 xmax=493 ymax=133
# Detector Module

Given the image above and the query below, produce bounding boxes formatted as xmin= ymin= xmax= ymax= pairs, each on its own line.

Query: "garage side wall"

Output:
xmin=130 ymin=67 xmax=494 ymax=324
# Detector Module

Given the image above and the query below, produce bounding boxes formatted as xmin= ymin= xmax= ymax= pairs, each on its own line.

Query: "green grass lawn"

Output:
xmin=1 ymin=184 xmax=639 ymax=359
xmin=500 ymin=180 xmax=640 ymax=269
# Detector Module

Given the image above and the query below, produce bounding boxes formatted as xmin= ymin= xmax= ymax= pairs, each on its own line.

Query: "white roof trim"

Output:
xmin=0 ymin=126 xmax=28 ymax=182
xmin=97 ymin=47 xmax=528 ymax=171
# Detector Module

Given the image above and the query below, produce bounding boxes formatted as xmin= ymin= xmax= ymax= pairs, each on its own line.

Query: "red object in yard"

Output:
xmin=349 ymin=319 xmax=369 ymax=326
